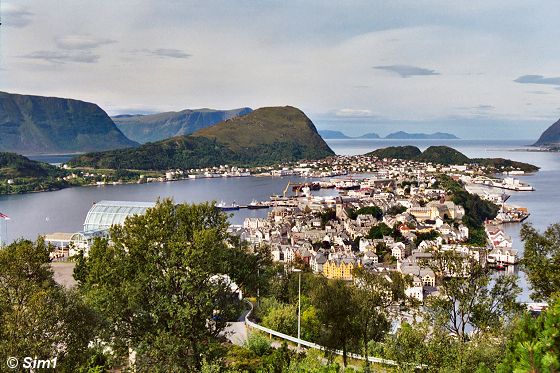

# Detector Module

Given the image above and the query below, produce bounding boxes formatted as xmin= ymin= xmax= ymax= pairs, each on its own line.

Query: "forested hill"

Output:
xmin=113 ymin=107 xmax=253 ymax=143
xmin=69 ymin=106 xmax=335 ymax=170
xmin=368 ymin=145 xmax=539 ymax=172
xmin=0 ymin=152 xmax=64 ymax=179
xmin=0 ymin=92 xmax=137 ymax=154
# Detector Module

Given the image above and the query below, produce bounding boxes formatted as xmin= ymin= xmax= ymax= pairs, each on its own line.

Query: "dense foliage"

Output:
xmin=438 ymin=174 xmax=499 ymax=246
xmin=367 ymin=146 xmax=422 ymax=160
xmin=521 ymin=223 xmax=560 ymax=300
xmin=0 ymin=239 xmax=101 ymax=372
xmin=498 ymin=296 xmax=560 ymax=372
xmin=75 ymin=199 xmax=261 ymax=371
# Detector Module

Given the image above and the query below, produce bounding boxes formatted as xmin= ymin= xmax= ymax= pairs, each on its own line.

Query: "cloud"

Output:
xmin=333 ymin=109 xmax=374 ymax=117
xmin=21 ymin=51 xmax=100 ymax=64
xmin=144 ymin=48 xmax=191 ymax=59
xmin=475 ymin=105 xmax=495 ymax=111
xmin=514 ymin=75 xmax=560 ymax=86
xmin=373 ymin=64 xmax=440 ymax=78
xmin=2 ymin=4 xmax=33 ymax=27
xmin=528 ymin=91 xmax=550 ymax=95
xmin=55 ymin=35 xmax=116 ymax=50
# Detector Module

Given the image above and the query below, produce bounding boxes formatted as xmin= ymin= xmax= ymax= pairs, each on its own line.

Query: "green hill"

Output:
xmin=0 ymin=92 xmax=137 ymax=154
xmin=0 ymin=152 xmax=72 ymax=194
xmin=366 ymin=145 xmax=538 ymax=172
xmin=69 ymin=106 xmax=335 ymax=170
xmin=417 ymin=146 xmax=471 ymax=164
xmin=0 ymin=152 xmax=64 ymax=179
xmin=113 ymin=107 xmax=252 ymax=143
xmin=367 ymin=146 xmax=422 ymax=160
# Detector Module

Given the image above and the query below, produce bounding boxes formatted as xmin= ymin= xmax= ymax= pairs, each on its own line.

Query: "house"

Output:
xmin=311 ymin=252 xmax=328 ymax=273
xmin=391 ymin=242 xmax=406 ymax=261
xmin=323 ymin=258 xmax=360 ymax=281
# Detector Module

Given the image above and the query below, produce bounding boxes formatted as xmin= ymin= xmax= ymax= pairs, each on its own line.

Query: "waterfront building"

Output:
xmin=323 ymin=258 xmax=360 ymax=280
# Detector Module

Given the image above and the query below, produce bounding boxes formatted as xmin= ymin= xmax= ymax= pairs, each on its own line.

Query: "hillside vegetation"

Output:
xmin=367 ymin=146 xmax=422 ymax=160
xmin=0 ymin=152 xmax=71 ymax=193
xmin=367 ymin=145 xmax=539 ymax=172
xmin=0 ymin=91 xmax=137 ymax=154
xmin=70 ymin=106 xmax=335 ymax=170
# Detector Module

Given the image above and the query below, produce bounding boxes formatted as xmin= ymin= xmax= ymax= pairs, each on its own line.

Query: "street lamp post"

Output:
xmin=293 ymin=268 xmax=302 ymax=352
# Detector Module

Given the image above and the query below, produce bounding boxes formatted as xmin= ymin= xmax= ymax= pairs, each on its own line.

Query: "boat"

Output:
xmin=247 ymin=200 xmax=269 ymax=209
xmin=216 ymin=201 xmax=240 ymax=211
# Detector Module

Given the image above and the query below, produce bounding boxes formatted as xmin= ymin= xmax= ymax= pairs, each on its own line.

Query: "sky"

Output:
xmin=1 ymin=1 xmax=560 ymax=139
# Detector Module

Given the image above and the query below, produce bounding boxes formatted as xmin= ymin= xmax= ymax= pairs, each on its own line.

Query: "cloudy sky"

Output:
xmin=1 ymin=1 xmax=560 ymax=139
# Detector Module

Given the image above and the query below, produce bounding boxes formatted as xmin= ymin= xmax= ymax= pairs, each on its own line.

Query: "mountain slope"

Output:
xmin=368 ymin=146 xmax=422 ymax=160
xmin=417 ymin=146 xmax=470 ymax=164
xmin=0 ymin=92 xmax=137 ymax=154
xmin=113 ymin=107 xmax=252 ymax=143
xmin=69 ymin=106 xmax=335 ymax=170
xmin=192 ymin=106 xmax=334 ymax=159
xmin=533 ymin=118 xmax=560 ymax=146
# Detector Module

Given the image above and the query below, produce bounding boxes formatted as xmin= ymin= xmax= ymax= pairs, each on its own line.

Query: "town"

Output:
xmin=41 ymin=153 xmax=529 ymax=304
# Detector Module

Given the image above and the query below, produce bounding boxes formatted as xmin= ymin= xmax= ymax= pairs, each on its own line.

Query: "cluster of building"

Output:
xmin=34 ymin=153 xmax=528 ymax=303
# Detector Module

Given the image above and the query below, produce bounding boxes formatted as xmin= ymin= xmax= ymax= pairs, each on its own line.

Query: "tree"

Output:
xmin=0 ymin=239 xmax=99 ymax=372
xmin=498 ymin=296 xmax=560 ymax=372
xmin=75 ymin=199 xmax=258 ymax=371
xmin=352 ymin=268 xmax=397 ymax=367
xmin=261 ymin=303 xmax=297 ymax=336
xmin=310 ymin=278 xmax=359 ymax=367
xmin=355 ymin=206 xmax=383 ymax=220
xmin=521 ymin=222 xmax=560 ymax=301
xmin=424 ymin=250 xmax=520 ymax=342
xmin=368 ymin=222 xmax=392 ymax=239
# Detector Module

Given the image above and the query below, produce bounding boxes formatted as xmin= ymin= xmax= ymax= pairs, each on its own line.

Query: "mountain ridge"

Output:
xmin=533 ymin=118 xmax=560 ymax=146
xmin=0 ymin=91 xmax=137 ymax=154
xmin=113 ymin=107 xmax=253 ymax=143
xmin=69 ymin=106 xmax=335 ymax=170
xmin=318 ymin=130 xmax=457 ymax=140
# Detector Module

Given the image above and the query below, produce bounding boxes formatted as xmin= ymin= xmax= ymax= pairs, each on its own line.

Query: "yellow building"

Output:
xmin=323 ymin=258 xmax=360 ymax=281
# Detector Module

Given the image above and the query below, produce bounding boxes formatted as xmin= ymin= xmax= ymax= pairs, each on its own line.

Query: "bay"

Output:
xmin=2 ymin=139 xmax=560 ymax=300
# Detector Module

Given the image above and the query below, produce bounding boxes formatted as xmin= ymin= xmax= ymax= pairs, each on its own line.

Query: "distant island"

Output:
xmin=70 ymin=106 xmax=335 ymax=170
xmin=319 ymin=130 xmax=458 ymax=140
xmin=367 ymin=145 xmax=539 ymax=173
xmin=533 ymin=117 xmax=560 ymax=148
xmin=113 ymin=107 xmax=253 ymax=144
xmin=384 ymin=131 xmax=459 ymax=139
xmin=318 ymin=130 xmax=380 ymax=139
xmin=0 ymin=91 xmax=137 ymax=154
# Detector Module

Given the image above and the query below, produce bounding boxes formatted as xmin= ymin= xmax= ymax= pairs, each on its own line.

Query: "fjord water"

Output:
xmin=3 ymin=139 xmax=560 ymax=298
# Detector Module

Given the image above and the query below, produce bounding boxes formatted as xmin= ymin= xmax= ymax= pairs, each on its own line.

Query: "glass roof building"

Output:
xmin=83 ymin=200 xmax=156 ymax=232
